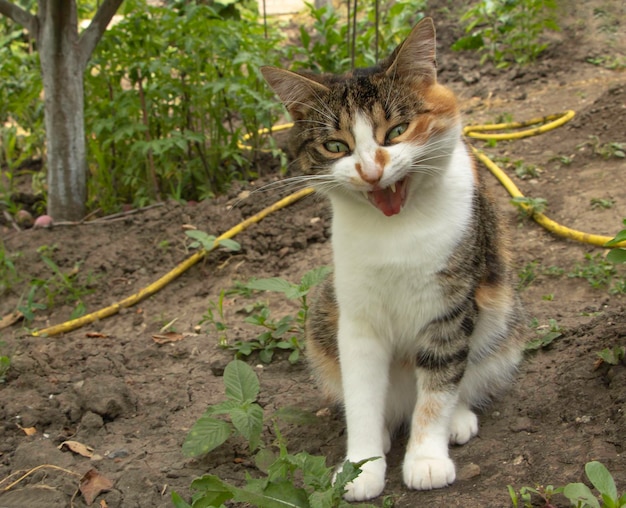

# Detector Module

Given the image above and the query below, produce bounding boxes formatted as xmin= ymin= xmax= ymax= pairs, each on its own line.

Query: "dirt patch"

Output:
xmin=1 ymin=1 xmax=625 ymax=507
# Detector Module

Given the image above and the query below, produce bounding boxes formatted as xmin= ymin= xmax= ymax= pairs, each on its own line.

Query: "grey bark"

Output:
xmin=0 ymin=0 xmax=123 ymax=221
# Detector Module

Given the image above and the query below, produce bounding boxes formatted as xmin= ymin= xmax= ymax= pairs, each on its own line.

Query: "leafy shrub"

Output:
xmin=453 ymin=0 xmax=560 ymax=67
xmin=84 ymin=0 xmax=286 ymax=210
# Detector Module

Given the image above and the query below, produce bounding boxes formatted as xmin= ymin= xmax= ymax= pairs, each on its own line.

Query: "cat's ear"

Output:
xmin=261 ymin=66 xmax=330 ymax=120
xmin=385 ymin=17 xmax=437 ymax=83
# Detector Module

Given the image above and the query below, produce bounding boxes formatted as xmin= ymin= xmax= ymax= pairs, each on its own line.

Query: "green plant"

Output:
xmin=175 ymin=359 xmax=388 ymax=508
xmin=509 ymin=461 xmax=625 ymax=508
xmin=518 ymin=261 xmax=538 ymax=289
xmin=591 ymin=198 xmax=615 ymax=210
xmin=83 ymin=0 xmax=287 ymax=212
xmin=182 ymin=360 xmax=264 ymax=457
xmin=526 ymin=318 xmax=562 ymax=351
xmin=508 ymin=483 xmax=563 ymax=507
xmin=568 ymin=253 xmax=616 ymax=289
xmin=563 ymin=461 xmax=626 ymax=508
xmin=0 ymin=341 xmax=10 ymax=384
xmin=511 ymin=196 xmax=548 ymax=217
xmin=579 ymin=136 xmax=626 ymax=160
xmin=512 ymin=160 xmax=542 ymax=180
xmin=605 ymin=219 xmax=626 ymax=265
xmin=291 ymin=0 xmax=426 ymax=73
xmin=184 ymin=230 xmax=241 ymax=253
xmin=0 ymin=240 xmax=21 ymax=294
xmin=453 ymin=0 xmax=559 ymax=67
xmin=597 ymin=346 xmax=625 ymax=366
xmin=211 ymin=267 xmax=332 ymax=364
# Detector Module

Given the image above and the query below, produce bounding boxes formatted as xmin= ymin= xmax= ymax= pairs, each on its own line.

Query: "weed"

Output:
xmin=579 ymin=136 xmax=626 ymax=160
xmin=511 ymin=196 xmax=548 ymax=217
xmin=453 ymin=0 xmax=559 ymax=67
xmin=208 ymin=267 xmax=332 ymax=364
xmin=526 ymin=318 xmax=562 ymax=351
xmin=0 ymin=240 xmax=21 ymax=294
xmin=604 ymin=219 xmax=626 ymax=265
xmin=586 ymin=54 xmax=626 ymax=70
xmin=0 ymin=341 xmax=10 ymax=384
xmin=513 ymin=160 xmax=542 ymax=180
xmin=518 ymin=261 xmax=539 ymax=289
xmin=184 ymin=230 xmax=241 ymax=253
xmin=563 ymin=461 xmax=626 ymax=508
xmin=597 ymin=346 xmax=625 ymax=367
xmin=509 ymin=461 xmax=626 ymax=508
xmin=568 ymin=253 xmax=615 ymax=289
xmin=591 ymin=198 xmax=615 ymax=210
xmin=175 ymin=359 xmax=388 ymax=508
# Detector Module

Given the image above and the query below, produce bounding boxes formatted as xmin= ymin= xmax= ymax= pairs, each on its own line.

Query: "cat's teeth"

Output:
xmin=390 ymin=183 xmax=397 ymax=193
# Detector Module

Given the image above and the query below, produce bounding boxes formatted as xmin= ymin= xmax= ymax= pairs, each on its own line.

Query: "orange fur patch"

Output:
xmin=475 ymin=282 xmax=513 ymax=312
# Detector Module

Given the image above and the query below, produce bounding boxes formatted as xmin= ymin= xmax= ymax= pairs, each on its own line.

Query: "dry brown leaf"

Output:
xmin=17 ymin=424 xmax=37 ymax=436
xmin=99 ymin=500 xmax=109 ymax=508
xmin=86 ymin=332 xmax=110 ymax=338
xmin=80 ymin=468 xmax=114 ymax=505
xmin=0 ymin=311 xmax=23 ymax=330
xmin=59 ymin=440 xmax=94 ymax=458
xmin=152 ymin=332 xmax=185 ymax=344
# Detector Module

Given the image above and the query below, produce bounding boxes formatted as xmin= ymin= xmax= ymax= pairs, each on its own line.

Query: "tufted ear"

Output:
xmin=261 ymin=66 xmax=330 ymax=120
xmin=384 ymin=17 xmax=437 ymax=83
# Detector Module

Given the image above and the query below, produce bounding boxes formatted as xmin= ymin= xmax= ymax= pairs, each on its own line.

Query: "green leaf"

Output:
xmin=224 ymin=359 xmax=259 ymax=404
xmin=230 ymin=403 xmax=264 ymax=451
xmin=171 ymin=490 xmax=192 ymax=508
xmin=182 ymin=415 xmax=232 ymax=457
xmin=562 ymin=482 xmax=601 ymax=508
xmin=189 ymin=475 xmax=235 ymax=506
xmin=230 ymin=479 xmax=310 ymax=508
xmin=606 ymin=248 xmax=626 ymax=264
xmin=217 ymin=238 xmax=241 ymax=252
xmin=273 ymin=407 xmax=318 ymax=425
xmin=299 ymin=266 xmax=332 ymax=292
xmin=203 ymin=399 xmax=239 ymax=416
xmin=246 ymin=277 xmax=296 ymax=296
xmin=586 ymin=461 xmax=618 ymax=500
xmin=185 ymin=230 xmax=217 ymax=251
xmin=255 ymin=448 xmax=278 ymax=474
xmin=605 ymin=230 xmax=626 ymax=247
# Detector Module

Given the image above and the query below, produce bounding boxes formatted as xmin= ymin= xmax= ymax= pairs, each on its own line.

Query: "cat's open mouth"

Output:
xmin=367 ymin=177 xmax=409 ymax=217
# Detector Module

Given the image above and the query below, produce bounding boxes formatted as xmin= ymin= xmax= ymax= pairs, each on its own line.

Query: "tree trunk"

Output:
xmin=38 ymin=1 xmax=86 ymax=221
xmin=0 ymin=0 xmax=123 ymax=222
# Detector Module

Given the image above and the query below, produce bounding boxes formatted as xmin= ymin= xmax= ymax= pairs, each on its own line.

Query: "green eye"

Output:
xmin=324 ymin=140 xmax=349 ymax=154
xmin=386 ymin=123 xmax=409 ymax=142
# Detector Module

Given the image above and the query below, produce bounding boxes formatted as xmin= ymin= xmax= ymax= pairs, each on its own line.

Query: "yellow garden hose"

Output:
xmin=31 ymin=110 xmax=623 ymax=337
xmin=32 ymin=188 xmax=314 ymax=337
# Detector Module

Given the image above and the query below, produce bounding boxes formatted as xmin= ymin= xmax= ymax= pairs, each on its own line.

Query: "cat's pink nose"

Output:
xmin=355 ymin=162 xmax=383 ymax=184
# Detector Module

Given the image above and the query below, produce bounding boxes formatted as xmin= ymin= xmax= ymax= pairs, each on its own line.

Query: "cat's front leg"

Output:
xmin=338 ymin=318 xmax=390 ymax=501
xmin=402 ymin=382 xmax=458 ymax=490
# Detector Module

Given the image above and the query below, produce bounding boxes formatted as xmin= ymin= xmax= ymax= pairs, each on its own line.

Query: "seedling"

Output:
xmin=511 ymin=196 xmax=548 ymax=217
xmin=568 ymin=253 xmax=616 ymax=289
xmin=596 ymin=346 xmax=625 ymax=366
xmin=184 ymin=230 xmax=241 ymax=253
xmin=205 ymin=267 xmax=332 ymax=364
xmin=0 ymin=341 xmax=10 ymax=384
xmin=509 ymin=461 xmax=625 ymax=508
xmin=563 ymin=461 xmax=626 ymax=508
xmin=590 ymin=198 xmax=615 ymax=210
xmin=526 ymin=318 xmax=562 ymax=351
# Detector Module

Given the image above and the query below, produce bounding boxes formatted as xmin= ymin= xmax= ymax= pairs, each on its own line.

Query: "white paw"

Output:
xmin=449 ymin=407 xmax=478 ymax=445
xmin=403 ymin=455 xmax=456 ymax=490
xmin=340 ymin=458 xmax=386 ymax=502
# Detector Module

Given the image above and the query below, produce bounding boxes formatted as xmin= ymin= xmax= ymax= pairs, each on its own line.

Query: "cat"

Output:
xmin=261 ymin=17 xmax=525 ymax=502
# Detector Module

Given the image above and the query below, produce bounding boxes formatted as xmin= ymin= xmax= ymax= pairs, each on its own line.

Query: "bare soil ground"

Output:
xmin=1 ymin=1 xmax=625 ymax=507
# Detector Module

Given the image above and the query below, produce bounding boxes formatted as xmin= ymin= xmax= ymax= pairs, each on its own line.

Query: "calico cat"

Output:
xmin=261 ymin=17 xmax=525 ymax=502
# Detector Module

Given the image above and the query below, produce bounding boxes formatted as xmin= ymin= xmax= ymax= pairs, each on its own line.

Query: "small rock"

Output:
xmin=458 ymin=462 xmax=481 ymax=480
xmin=510 ymin=416 xmax=535 ymax=433
xmin=75 ymin=375 xmax=134 ymax=420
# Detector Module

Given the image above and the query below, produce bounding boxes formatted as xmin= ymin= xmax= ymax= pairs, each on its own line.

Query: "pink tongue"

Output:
xmin=369 ymin=187 xmax=404 ymax=217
